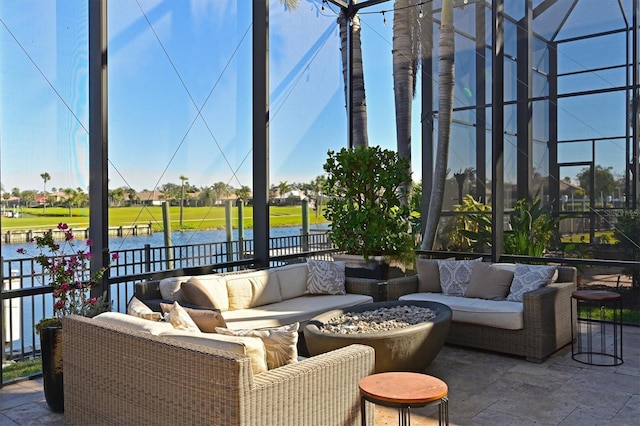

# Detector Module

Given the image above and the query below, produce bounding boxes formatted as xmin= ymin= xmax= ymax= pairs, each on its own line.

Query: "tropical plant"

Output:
xmin=41 ymin=172 xmax=51 ymax=213
xmin=612 ymin=208 xmax=640 ymax=288
xmin=454 ymin=196 xmax=567 ymax=257
xmin=442 ymin=194 xmax=492 ymax=252
xmin=322 ymin=146 xmax=414 ymax=263
xmin=421 ymin=0 xmax=455 ymax=250
xmin=17 ymin=223 xmax=116 ymax=331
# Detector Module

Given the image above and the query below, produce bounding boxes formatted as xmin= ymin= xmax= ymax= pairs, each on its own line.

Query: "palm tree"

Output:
xmin=338 ymin=2 xmax=369 ymax=147
xmin=392 ymin=0 xmax=423 ymax=202
xmin=40 ymin=172 xmax=51 ymax=213
xmin=179 ymin=175 xmax=189 ymax=227
xmin=421 ymin=0 xmax=455 ymax=250
xmin=277 ymin=181 xmax=292 ymax=202
xmin=212 ymin=181 xmax=232 ymax=205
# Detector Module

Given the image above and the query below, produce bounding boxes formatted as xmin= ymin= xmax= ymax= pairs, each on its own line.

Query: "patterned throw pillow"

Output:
xmin=126 ymin=296 xmax=163 ymax=321
xmin=165 ymin=302 xmax=201 ymax=333
xmin=437 ymin=258 xmax=483 ymax=296
xmin=215 ymin=323 xmax=299 ymax=370
xmin=506 ymin=264 xmax=558 ymax=302
xmin=306 ymin=260 xmax=346 ymax=295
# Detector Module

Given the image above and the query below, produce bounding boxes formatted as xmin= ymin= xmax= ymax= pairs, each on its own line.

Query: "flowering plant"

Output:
xmin=17 ymin=223 xmax=118 ymax=331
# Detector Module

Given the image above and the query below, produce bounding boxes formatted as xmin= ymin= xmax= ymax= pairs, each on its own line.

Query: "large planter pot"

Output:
xmin=303 ymin=300 xmax=452 ymax=373
xmin=40 ymin=326 xmax=64 ymax=413
xmin=333 ymin=254 xmax=409 ymax=280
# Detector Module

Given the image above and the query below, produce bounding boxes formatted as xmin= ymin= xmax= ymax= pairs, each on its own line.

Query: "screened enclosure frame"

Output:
xmin=85 ymin=0 xmax=640 ymax=294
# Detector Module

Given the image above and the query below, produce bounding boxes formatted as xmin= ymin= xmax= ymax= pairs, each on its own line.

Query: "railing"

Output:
xmin=1 ymin=232 xmax=334 ymax=373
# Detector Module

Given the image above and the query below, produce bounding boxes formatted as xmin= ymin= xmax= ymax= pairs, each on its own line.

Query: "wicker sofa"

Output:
xmin=62 ymin=314 xmax=375 ymax=425
xmin=134 ymin=262 xmax=378 ymax=331
xmin=389 ymin=260 xmax=577 ymax=362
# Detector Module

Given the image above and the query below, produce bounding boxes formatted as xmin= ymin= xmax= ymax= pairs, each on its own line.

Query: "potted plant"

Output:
xmin=17 ymin=223 xmax=116 ymax=412
xmin=612 ymin=208 xmax=640 ymax=288
xmin=322 ymin=146 xmax=416 ymax=279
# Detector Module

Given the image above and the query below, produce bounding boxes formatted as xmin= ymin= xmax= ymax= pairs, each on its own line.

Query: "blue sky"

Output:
xmin=0 ymin=0 xmax=632 ymax=195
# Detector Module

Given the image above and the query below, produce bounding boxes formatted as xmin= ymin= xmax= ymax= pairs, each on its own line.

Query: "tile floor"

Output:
xmin=1 ymin=325 xmax=638 ymax=425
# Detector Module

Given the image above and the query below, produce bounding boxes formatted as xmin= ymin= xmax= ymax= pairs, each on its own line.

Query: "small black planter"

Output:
xmin=40 ymin=326 xmax=64 ymax=413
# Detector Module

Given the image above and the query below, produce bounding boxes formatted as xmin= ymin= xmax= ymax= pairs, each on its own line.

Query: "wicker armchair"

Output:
xmin=62 ymin=315 xmax=375 ymax=425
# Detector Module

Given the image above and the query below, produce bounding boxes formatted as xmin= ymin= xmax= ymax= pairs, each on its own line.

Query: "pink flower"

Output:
xmin=57 ymin=223 xmax=68 ymax=230
xmin=111 ymin=253 xmax=120 ymax=260
xmin=86 ymin=238 xmax=93 ymax=247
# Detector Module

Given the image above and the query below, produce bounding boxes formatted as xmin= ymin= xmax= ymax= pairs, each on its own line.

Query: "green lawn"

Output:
xmin=1 ymin=205 xmax=329 ymax=231
xmin=2 ymin=358 xmax=41 ymax=382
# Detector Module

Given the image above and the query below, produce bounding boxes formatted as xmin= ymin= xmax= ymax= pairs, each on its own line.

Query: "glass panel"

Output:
xmin=269 ymin=0 xmax=344 ymax=211
xmin=454 ymin=33 xmax=477 ymax=108
xmin=532 ymin=100 xmax=549 ymax=142
xmin=558 ymin=92 xmax=627 ymax=141
xmin=559 ymin=67 xmax=627 ymax=94
xmin=558 ymin=32 xmax=626 ymax=74
xmin=555 ymin=0 xmax=628 ymax=41
xmin=558 ymin=141 xmax=592 ymax=164
xmin=108 ymin=0 xmax=252 ymax=248
xmin=1 ymin=1 xmax=89 ymax=218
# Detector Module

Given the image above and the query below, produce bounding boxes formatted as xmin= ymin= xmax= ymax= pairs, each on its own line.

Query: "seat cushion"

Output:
xmin=158 ymin=329 xmax=268 ymax=375
xmin=93 ymin=312 xmax=176 ymax=335
xmin=399 ymin=293 xmax=523 ymax=330
xmin=222 ymin=294 xmax=374 ymax=330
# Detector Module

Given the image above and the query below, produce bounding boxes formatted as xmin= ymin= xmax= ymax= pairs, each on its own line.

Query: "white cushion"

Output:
xmin=165 ymin=302 xmax=200 ymax=332
xmin=93 ymin=312 xmax=175 ymax=335
xmin=159 ymin=276 xmax=192 ymax=302
xmin=158 ymin=329 xmax=268 ymax=375
xmin=126 ymin=296 xmax=163 ymax=321
xmin=226 ymin=270 xmax=282 ymax=310
xmin=507 ymin=264 xmax=557 ymax=302
xmin=222 ymin=294 xmax=374 ymax=330
xmin=306 ymin=260 xmax=346 ymax=295
xmin=216 ymin=323 xmax=299 ymax=370
xmin=437 ymin=258 xmax=483 ymax=296
xmin=399 ymin=293 xmax=523 ymax=330
xmin=275 ymin=263 xmax=309 ymax=300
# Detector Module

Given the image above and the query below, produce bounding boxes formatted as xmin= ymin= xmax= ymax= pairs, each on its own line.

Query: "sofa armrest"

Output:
xmin=134 ymin=280 xmax=162 ymax=301
xmin=250 ymin=344 xmax=375 ymax=425
xmin=345 ymin=277 xmax=386 ymax=301
xmin=522 ymin=277 xmax=576 ymax=361
xmin=386 ymin=275 xmax=419 ymax=300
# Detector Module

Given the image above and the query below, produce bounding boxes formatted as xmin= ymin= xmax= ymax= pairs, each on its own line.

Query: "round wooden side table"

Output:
xmin=571 ymin=289 xmax=623 ymax=366
xmin=359 ymin=372 xmax=448 ymax=426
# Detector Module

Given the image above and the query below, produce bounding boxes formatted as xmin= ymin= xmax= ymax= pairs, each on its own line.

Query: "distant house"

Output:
xmin=137 ymin=190 xmax=164 ymax=206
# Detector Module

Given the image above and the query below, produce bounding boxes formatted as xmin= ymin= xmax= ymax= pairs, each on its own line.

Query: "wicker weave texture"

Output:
xmin=62 ymin=315 xmax=375 ymax=426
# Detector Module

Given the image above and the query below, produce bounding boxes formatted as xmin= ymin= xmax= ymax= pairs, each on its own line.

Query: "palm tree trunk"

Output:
xmin=392 ymin=0 xmax=416 ymax=202
xmin=338 ymin=5 xmax=369 ymax=147
xmin=421 ymin=0 xmax=454 ymax=250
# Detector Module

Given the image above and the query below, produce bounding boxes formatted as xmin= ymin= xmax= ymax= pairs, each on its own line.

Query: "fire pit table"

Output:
xmin=303 ymin=300 xmax=452 ymax=373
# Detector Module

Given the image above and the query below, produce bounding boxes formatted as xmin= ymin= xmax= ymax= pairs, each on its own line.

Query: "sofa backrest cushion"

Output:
xmin=506 ymin=264 xmax=558 ymax=302
xmin=465 ymin=262 xmax=514 ymax=301
xmin=417 ymin=259 xmax=443 ymax=293
xmin=93 ymin=312 xmax=176 ymax=335
xmin=437 ymin=258 xmax=483 ymax=296
xmin=159 ymin=276 xmax=192 ymax=303
xmin=181 ymin=275 xmax=229 ymax=311
xmin=158 ymin=329 xmax=268 ymax=375
xmin=226 ymin=270 xmax=282 ymax=310
xmin=275 ymin=263 xmax=309 ymax=300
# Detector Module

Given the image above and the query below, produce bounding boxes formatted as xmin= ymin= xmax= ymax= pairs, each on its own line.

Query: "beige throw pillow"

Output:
xmin=165 ymin=302 xmax=201 ymax=333
xmin=126 ymin=296 xmax=163 ymax=321
xmin=306 ymin=260 xmax=346 ymax=295
xmin=160 ymin=303 xmax=227 ymax=333
xmin=215 ymin=323 xmax=299 ymax=370
xmin=465 ymin=262 xmax=514 ymax=301
xmin=181 ymin=277 xmax=225 ymax=310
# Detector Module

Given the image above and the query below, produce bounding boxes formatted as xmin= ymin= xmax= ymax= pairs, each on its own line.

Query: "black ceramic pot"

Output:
xmin=40 ymin=326 xmax=64 ymax=413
